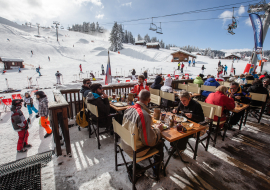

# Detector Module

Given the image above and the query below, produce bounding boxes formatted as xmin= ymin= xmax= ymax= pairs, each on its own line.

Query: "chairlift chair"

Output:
xmin=149 ymin=17 xmax=157 ymax=31
xmin=227 ymin=7 xmax=238 ymax=35
xmin=156 ymin=22 xmax=163 ymax=34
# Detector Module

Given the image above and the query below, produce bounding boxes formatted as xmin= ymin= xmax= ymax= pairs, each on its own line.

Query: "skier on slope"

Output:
xmin=193 ymin=59 xmax=196 ymax=67
xmin=31 ymin=50 xmax=33 ymax=55
xmin=188 ymin=60 xmax=191 ymax=67
xmin=79 ymin=64 xmax=82 ymax=73
xmin=18 ymin=67 xmax=21 ymax=73
xmin=101 ymin=64 xmax=105 ymax=75
xmin=48 ymin=56 xmax=50 ymax=61
xmin=201 ymin=65 xmax=206 ymax=74
xmin=36 ymin=67 xmax=41 ymax=76
xmin=55 ymin=71 xmax=62 ymax=84
xmin=224 ymin=65 xmax=228 ymax=75
xmin=181 ymin=63 xmax=185 ymax=74
xmin=11 ymin=99 xmax=32 ymax=153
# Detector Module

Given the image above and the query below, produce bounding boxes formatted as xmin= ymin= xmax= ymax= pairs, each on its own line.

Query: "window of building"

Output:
xmin=12 ymin=62 xmax=15 ymax=65
xmin=173 ymin=57 xmax=179 ymax=60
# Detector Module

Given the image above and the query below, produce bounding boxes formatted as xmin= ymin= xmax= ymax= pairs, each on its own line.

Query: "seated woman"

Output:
xmin=161 ymin=75 xmax=173 ymax=93
xmin=150 ymin=75 xmax=163 ymax=90
xmin=205 ymin=85 xmax=235 ymax=128
xmin=236 ymin=74 xmax=247 ymax=88
xmin=172 ymin=91 xmax=204 ymax=154
xmin=247 ymin=79 xmax=269 ymax=107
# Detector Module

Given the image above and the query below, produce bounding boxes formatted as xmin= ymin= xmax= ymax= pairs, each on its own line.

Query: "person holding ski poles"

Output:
xmin=11 ymin=99 xmax=32 ymax=152
xmin=188 ymin=60 xmax=191 ymax=67
xmin=201 ymin=65 xmax=206 ymax=74
xmin=24 ymin=92 xmax=38 ymax=115
xmin=193 ymin=59 xmax=196 ymax=67
xmin=79 ymin=64 xmax=82 ymax=73
xmin=181 ymin=62 xmax=185 ymax=74
xmin=55 ymin=71 xmax=62 ymax=84
xmin=36 ymin=67 xmax=41 ymax=76
xmin=101 ymin=64 xmax=105 ymax=75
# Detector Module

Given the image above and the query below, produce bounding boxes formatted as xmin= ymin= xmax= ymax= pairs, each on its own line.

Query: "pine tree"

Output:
xmin=109 ymin=22 xmax=123 ymax=52
xmin=138 ymin=34 xmax=142 ymax=41
xmin=144 ymin=34 xmax=151 ymax=43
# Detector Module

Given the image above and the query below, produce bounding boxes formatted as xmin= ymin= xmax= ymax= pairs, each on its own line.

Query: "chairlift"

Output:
xmin=149 ymin=17 xmax=157 ymax=31
xmin=156 ymin=22 xmax=163 ymax=34
xmin=227 ymin=7 xmax=238 ymax=35
xmin=60 ymin=26 xmax=64 ymax=29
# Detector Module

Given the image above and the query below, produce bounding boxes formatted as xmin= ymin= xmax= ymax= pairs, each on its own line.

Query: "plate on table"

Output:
xmin=175 ymin=116 xmax=187 ymax=122
xmin=113 ymin=102 xmax=128 ymax=107
xmin=153 ymin=123 xmax=169 ymax=130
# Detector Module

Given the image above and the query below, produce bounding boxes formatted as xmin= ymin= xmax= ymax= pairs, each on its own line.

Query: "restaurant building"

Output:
xmin=171 ymin=49 xmax=197 ymax=62
xmin=0 ymin=57 xmax=24 ymax=70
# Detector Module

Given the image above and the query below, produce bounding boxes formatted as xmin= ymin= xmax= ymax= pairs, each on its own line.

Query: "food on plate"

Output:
xmin=152 ymin=118 xmax=161 ymax=124
xmin=175 ymin=116 xmax=187 ymax=122
xmin=182 ymin=123 xmax=194 ymax=131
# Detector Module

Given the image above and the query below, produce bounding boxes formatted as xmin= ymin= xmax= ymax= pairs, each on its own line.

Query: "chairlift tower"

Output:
xmin=36 ymin=23 xmax=40 ymax=35
xmin=248 ymin=1 xmax=270 ymax=72
xmin=53 ymin=21 xmax=60 ymax=41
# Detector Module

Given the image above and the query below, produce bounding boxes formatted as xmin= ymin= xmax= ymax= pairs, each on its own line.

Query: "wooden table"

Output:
xmin=230 ymin=103 xmax=250 ymax=130
xmin=110 ymin=103 xmax=131 ymax=111
xmin=160 ymin=120 xmax=207 ymax=175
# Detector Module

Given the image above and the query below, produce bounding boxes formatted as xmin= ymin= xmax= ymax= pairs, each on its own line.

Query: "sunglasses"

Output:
xmin=86 ymin=83 xmax=91 ymax=85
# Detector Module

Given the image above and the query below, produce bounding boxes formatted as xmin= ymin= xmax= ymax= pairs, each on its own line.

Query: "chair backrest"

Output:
xmin=197 ymin=101 xmax=223 ymax=117
xmin=201 ymin=85 xmax=216 ymax=92
xmin=188 ymin=83 xmax=199 ymax=87
xmin=160 ymin=91 xmax=175 ymax=101
xmin=201 ymin=105 xmax=216 ymax=120
xmin=187 ymin=85 xmax=201 ymax=94
xmin=150 ymin=94 xmax=161 ymax=105
xmin=2 ymin=98 xmax=12 ymax=105
xmin=149 ymin=88 xmax=160 ymax=96
xmin=247 ymin=80 xmax=253 ymax=84
xmin=250 ymin=92 xmax=267 ymax=102
xmin=112 ymin=118 xmax=136 ymax=151
xmin=178 ymin=83 xmax=187 ymax=90
xmin=218 ymin=81 xmax=224 ymax=85
xmin=223 ymin=82 xmax=231 ymax=88
xmin=86 ymin=103 xmax=99 ymax=117
xmin=12 ymin=94 xmax=22 ymax=100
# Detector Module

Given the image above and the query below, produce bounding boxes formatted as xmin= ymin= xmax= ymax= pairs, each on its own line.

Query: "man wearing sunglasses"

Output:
xmin=80 ymin=79 xmax=92 ymax=97
xmin=87 ymin=83 xmax=110 ymax=128
xmin=228 ymin=82 xmax=251 ymax=129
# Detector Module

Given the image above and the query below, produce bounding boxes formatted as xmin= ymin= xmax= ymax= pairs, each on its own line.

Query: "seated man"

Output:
xmin=132 ymin=75 xmax=149 ymax=98
xmin=205 ymin=85 xmax=235 ymax=128
xmin=173 ymin=91 xmax=204 ymax=153
xmin=87 ymin=83 xmax=110 ymax=128
xmin=247 ymin=79 xmax=269 ymax=107
xmin=202 ymin=75 xmax=220 ymax=97
xmin=228 ymin=82 xmax=251 ymax=128
xmin=121 ymin=90 xmax=164 ymax=177
xmin=80 ymin=78 xmax=92 ymax=97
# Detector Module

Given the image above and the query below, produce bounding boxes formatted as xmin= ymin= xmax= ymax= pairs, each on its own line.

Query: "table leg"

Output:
xmin=244 ymin=107 xmax=249 ymax=126
xmin=238 ymin=112 xmax=244 ymax=130
xmin=205 ymin=122 xmax=213 ymax=151
xmin=193 ymin=131 xmax=201 ymax=160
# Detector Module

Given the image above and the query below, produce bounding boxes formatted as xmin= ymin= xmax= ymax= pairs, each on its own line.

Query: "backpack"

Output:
xmin=76 ymin=103 xmax=88 ymax=128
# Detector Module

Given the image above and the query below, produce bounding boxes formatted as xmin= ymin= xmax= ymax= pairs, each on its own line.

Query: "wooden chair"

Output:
xmin=218 ymin=81 xmax=224 ymax=85
xmin=87 ymin=103 xmax=115 ymax=149
xmin=197 ymin=101 xmax=225 ymax=147
xmin=200 ymin=85 xmax=216 ymax=101
xmin=223 ymin=82 xmax=231 ymax=88
xmin=160 ymin=91 xmax=175 ymax=111
xmin=195 ymin=105 xmax=215 ymax=152
xmin=187 ymin=85 xmax=201 ymax=94
xmin=188 ymin=83 xmax=199 ymax=87
xmin=149 ymin=88 xmax=160 ymax=96
xmin=150 ymin=94 xmax=161 ymax=108
xmin=113 ymin=118 xmax=163 ymax=190
xmin=247 ymin=80 xmax=254 ymax=84
xmin=178 ymin=83 xmax=187 ymax=90
xmin=249 ymin=92 xmax=267 ymax=123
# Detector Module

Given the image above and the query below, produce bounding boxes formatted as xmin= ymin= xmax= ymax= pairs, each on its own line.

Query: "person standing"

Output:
xmin=143 ymin=70 xmax=148 ymax=79
xmin=79 ymin=64 xmax=82 ymax=73
xmin=218 ymin=60 xmax=221 ymax=66
xmin=48 ymin=56 xmax=50 ymax=61
xmin=11 ymin=99 xmax=32 ymax=152
xmin=31 ymin=50 xmax=33 ymax=55
xmin=101 ymin=64 xmax=105 ymax=75
xmin=18 ymin=67 xmax=21 ymax=73
xmin=55 ymin=71 xmax=62 ymax=84
xmin=24 ymin=92 xmax=38 ymax=115
xmin=201 ymin=65 xmax=206 ymax=74
xmin=181 ymin=63 xmax=185 ymax=74
xmin=131 ymin=69 xmax=136 ymax=80
xmin=193 ymin=59 xmax=196 ymax=67
xmin=188 ymin=60 xmax=191 ymax=67
xmin=35 ymin=91 xmax=52 ymax=138
xmin=224 ymin=65 xmax=228 ymax=75
xmin=178 ymin=62 xmax=180 ymax=70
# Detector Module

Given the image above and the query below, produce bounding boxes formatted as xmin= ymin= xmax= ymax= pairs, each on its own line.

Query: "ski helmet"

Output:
xmin=12 ymin=99 xmax=23 ymax=106
xmin=25 ymin=91 xmax=30 ymax=96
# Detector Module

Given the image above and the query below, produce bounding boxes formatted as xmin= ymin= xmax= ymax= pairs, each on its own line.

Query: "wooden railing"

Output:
xmin=59 ymin=79 xmax=194 ymax=119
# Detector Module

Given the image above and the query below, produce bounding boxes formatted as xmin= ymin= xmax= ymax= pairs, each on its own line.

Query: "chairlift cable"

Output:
xmin=100 ymin=0 xmax=259 ymax=25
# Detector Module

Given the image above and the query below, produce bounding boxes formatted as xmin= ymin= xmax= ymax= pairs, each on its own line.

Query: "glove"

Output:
xmin=27 ymin=118 xmax=31 ymax=124
xmin=24 ymin=103 xmax=26 ymax=107
xmin=36 ymin=114 xmax=40 ymax=118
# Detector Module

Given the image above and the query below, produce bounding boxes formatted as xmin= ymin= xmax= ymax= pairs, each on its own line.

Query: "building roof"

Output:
xmin=0 ymin=57 xmax=24 ymax=62
xmin=224 ymin=54 xmax=241 ymax=58
xmin=146 ymin=42 xmax=160 ymax=46
xmin=171 ymin=49 xmax=197 ymax=58
xmin=135 ymin=40 xmax=146 ymax=44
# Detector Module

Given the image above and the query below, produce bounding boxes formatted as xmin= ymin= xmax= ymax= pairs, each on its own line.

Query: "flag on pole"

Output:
xmin=105 ymin=51 xmax=112 ymax=85
xmin=249 ymin=13 xmax=263 ymax=60
xmin=230 ymin=62 xmax=234 ymax=75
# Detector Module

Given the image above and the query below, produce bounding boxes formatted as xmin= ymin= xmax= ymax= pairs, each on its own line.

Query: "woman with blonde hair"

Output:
xmin=205 ymin=85 xmax=235 ymax=128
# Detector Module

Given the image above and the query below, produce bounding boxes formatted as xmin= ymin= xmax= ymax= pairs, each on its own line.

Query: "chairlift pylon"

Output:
xmin=156 ymin=22 xmax=163 ymax=34
xmin=149 ymin=17 xmax=157 ymax=31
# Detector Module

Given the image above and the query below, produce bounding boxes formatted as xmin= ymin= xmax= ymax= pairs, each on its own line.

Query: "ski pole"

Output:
xmin=5 ymin=78 xmax=9 ymax=89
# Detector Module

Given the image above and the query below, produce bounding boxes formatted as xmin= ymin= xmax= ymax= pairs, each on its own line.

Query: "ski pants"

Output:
xmin=181 ymin=68 xmax=183 ymax=73
xmin=202 ymin=70 xmax=204 ymax=74
xmin=27 ymin=104 xmax=38 ymax=115
xmin=40 ymin=116 xmax=52 ymax=134
xmin=56 ymin=77 xmax=61 ymax=84
xmin=17 ymin=129 xmax=29 ymax=151
xmin=224 ymin=70 xmax=227 ymax=75
xmin=102 ymin=70 xmax=105 ymax=75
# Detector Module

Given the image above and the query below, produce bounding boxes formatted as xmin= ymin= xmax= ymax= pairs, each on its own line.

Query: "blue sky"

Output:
xmin=1 ymin=0 xmax=269 ymax=51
